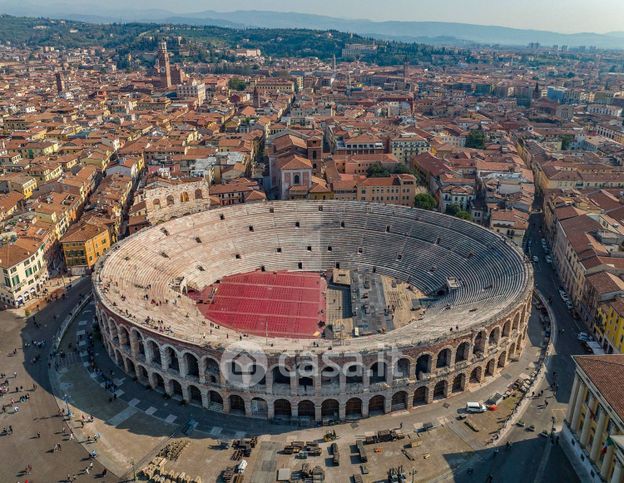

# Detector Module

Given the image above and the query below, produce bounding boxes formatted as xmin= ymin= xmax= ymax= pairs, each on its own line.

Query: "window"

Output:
xmin=235 ymin=254 xmax=241 ymax=259
xmin=307 ymin=246 xmax=312 ymax=251
xmin=295 ymin=221 xmax=300 ymax=228
xmin=298 ymin=262 xmax=303 ymax=269
xmin=327 ymin=246 xmax=332 ymax=251
xmin=276 ymin=247 xmax=282 ymax=253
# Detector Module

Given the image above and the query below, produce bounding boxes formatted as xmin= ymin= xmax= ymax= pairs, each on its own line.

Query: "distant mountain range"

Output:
xmin=2 ymin=1 xmax=624 ymax=50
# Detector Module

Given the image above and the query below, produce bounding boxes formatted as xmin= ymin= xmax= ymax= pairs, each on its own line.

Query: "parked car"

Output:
xmin=577 ymin=332 xmax=590 ymax=341
xmin=545 ymin=255 xmax=552 ymax=264
xmin=466 ymin=402 xmax=487 ymax=413
xmin=532 ymin=256 xmax=539 ymax=263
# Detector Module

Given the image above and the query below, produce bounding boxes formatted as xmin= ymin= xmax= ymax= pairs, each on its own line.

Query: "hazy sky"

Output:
xmin=22 ymin=0 xmax=624 ymax=33
xmin=81 ymin=0 xmax=624 ymax=33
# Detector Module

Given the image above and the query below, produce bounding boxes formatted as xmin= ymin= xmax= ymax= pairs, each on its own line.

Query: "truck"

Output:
xmin=330 ymin=442 xmax=340 ymax=466
xmin=356 ymin=440 xmax=368 ymax=463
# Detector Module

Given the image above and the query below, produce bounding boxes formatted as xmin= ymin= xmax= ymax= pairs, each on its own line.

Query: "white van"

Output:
xmin=237 ymin=460 xmax=248 ymax=474
xmin=466 ymin=402 xmax=487 ymax=413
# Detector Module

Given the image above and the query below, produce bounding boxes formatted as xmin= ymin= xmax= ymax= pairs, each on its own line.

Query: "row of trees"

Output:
xmin=414 ymin=193 xmax=471 ymax=220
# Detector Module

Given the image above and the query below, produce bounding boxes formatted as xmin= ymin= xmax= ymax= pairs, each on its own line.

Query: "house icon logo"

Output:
xmin=220 ymin=341 xmax=267 ymax=389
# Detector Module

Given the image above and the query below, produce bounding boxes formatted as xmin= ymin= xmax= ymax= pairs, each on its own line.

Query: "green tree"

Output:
xmin=465 ymin=129 xmax=486 ymax=149
xmin=414 ymin=193 xmax=437 ymax=210
xmin=228 ymin=77 xmax=247 ymax=91
xmin=561 ymin=134 xmax=574 ymax=151
xmin=445 ymin=203 xmax=471 ymax=220
xmin=366 ymin=163 xmax=391 ymax=178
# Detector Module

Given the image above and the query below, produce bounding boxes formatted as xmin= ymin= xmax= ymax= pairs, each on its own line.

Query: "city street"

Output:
xmin=454 ymin=208 xmax=589 ymax=483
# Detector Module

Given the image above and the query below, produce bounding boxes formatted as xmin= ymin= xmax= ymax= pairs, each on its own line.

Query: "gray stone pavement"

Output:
xmin=0 ymin=277 xmax=116 ymax=483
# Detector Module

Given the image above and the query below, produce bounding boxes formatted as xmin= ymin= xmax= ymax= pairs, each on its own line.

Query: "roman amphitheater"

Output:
xmin=93 ymin=200 xmax=533 ymax=423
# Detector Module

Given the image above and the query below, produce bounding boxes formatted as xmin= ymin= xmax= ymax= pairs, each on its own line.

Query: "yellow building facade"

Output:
xmin=61 ymin=221 xmax=111 ymax=274
xmin=596 ymin=300 xmax=624 ymax=354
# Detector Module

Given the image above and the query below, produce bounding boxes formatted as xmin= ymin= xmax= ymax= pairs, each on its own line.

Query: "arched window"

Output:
xmin=293 ymin=174 xmax=301 ymax=185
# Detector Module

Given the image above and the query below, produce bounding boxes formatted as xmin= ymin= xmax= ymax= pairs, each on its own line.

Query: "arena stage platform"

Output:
xmin=189 ymin=271 xmax=327 ymax=338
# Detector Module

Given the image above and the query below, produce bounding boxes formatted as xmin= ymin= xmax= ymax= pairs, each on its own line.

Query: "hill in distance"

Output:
xmin=1 ymin=1 xmax=624 ymax=49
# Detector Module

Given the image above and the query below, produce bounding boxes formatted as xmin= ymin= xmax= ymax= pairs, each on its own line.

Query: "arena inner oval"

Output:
xmin=93 ymin=200 xmax=533 ymax=422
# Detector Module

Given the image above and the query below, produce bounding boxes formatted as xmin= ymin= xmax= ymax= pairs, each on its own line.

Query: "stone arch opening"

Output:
xmin=469 ymin=366 xmax=482 ymax=384
xmin=436 ymin=348 xmax=452 ymax=368
xmin=395 ymin=358 xmax=411 ymax=378
xmin=455 ymin=342 xmax=470 ymax=363
xmin=486 ymin=359 xmax=496 ymax=377
xmin=512 ymin=312 xmax=520 ymax=331
xmin=147 ymin=341 xmax=161 ymax=367
xmin=433 ymin=380 xmax=448 ymax=399
xmin=509 ymin=342 xmax=517 ymax=356
xmin=321 ymin=399 xmax=339 ymax=420
xmin=204 ymin=357 xmax=220 ymax=384
xmin=502 ymin=320 xmax=511 ymax=337
xmin=125 ymin=358 xmax=136 ymax=377
xmin=208 ymin=391 xmax=223 ymax=410
xmin=166 ymin=194 xmax=175 ymax=206
xmin=369 ymin=361 xmax=387 ymax=384
xmin=165 ymin=347 xmax=180 ymax=373
xmin=171 ymin=379 xmax=183 ymax=399
xmin=452 ymin=373 xmax=466 ymax=393
xmin=346 ymin=397 xmax=363 ymax=418
xmin=498 ymin=351 xmax=507 ymax=368
xmin=189 ymin=385 xmax=202 ymax=405
xmin=194 ymin=189 xmax=203 ymax=200
xmin=391 ymin=391 xmax=408 ymax=410
xmin=298 ymin=400 xmax=315 ymax=420
xmin=184 ymin=353 xmax=199 ymax=378
xmin=229 ymin=395 xmax=246 ymax=415
xmin=152 ymin=372 xmax=165 ymax=392
xmin=110 ymin=322 xmax=119 ymax=343
xmin=180 ymin=191 xmax=190 ymax=203
xmin=272 ymin=366 xmax=290 ymax=386
xmin=345 ymin=362 xmax=364 ymax=385
xmin=136 ymin=365 xmax=149 ymax=385
xmin=251 ymin=397 xmax=268 ymax=418
xmin=488 ymin=327 xmax=501 ymax=346
xmin=296 ymin=361 xmax=315 ymax=389
xmin=413 ymin=386 xmax=428 ymax=406
xmin=119 ymin=326 xmax=130 ymax=350
xmin=416 ymin=354 xmax=432 ymax=379
xmin=368 ymin=395 xmax=385 ymax=415
xmin=135 ymin=335 xmax=145 ymax=358
xmin=320 ymin=366 xmax=339 ymax=387
xmin=474 ymin=330 xmax=486 ymax=356
xmin=274 ymin=399 xmax=292 ymax=419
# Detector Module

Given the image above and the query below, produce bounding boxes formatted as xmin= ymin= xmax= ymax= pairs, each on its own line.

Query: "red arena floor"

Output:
xmin=189 ymin=271 xmax=327 ymax=338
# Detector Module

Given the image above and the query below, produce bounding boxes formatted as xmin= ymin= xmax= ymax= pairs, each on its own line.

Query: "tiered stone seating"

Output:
xmin=93 ymin=200 xmax=531 ymax=348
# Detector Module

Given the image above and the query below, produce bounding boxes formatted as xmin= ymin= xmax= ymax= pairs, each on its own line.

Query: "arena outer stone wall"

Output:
xmin=93 ymin=200 xmax=533 ymax=422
